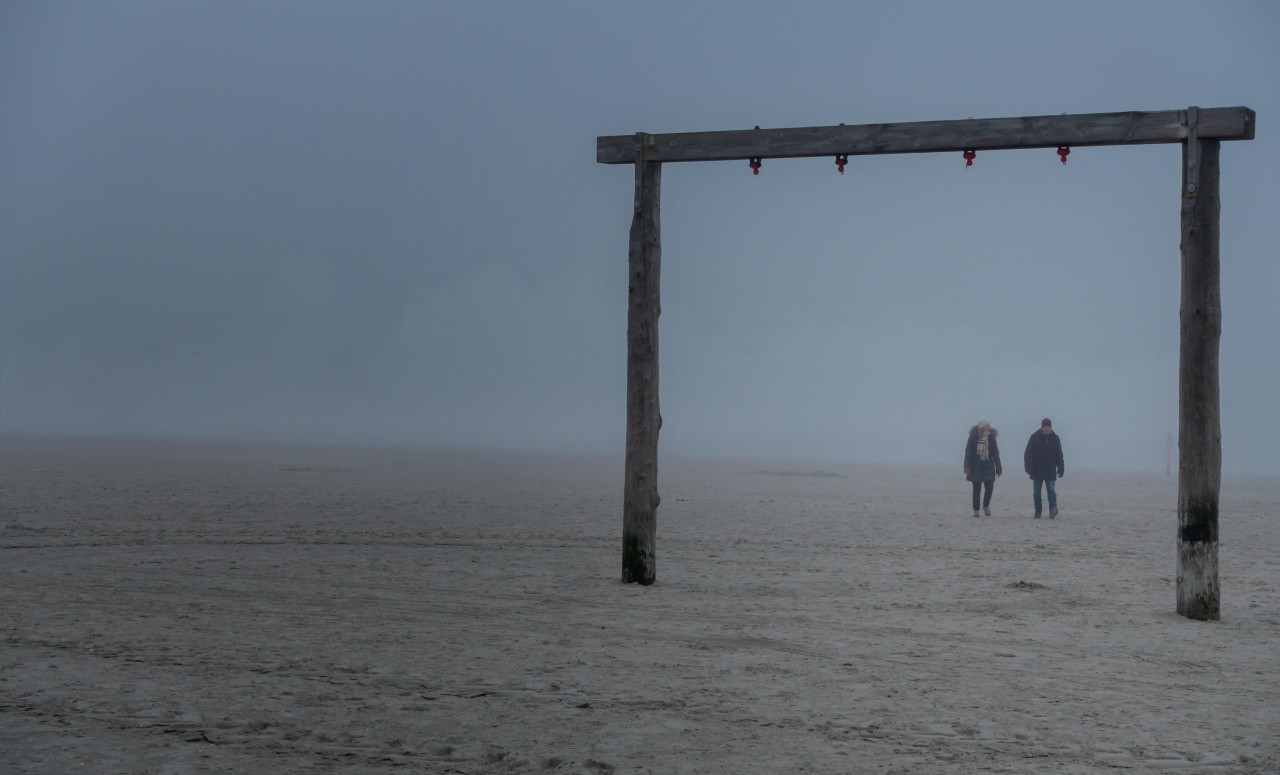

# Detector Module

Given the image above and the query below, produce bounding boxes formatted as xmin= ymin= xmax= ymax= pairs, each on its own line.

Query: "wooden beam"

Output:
xmin=622 ymin=141 xmax=661 ymax=585
xmin=597 ymin=107 xmax=1254 ymax=164
xmin=1177 ymin=137 xmax=1222 ymax=621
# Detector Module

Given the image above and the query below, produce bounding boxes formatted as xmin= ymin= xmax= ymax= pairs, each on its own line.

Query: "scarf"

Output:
xmin=977 ymin=436 xmax=990 ymax=461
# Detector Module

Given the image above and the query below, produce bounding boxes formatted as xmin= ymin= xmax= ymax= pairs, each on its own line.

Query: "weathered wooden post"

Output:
xmin=599 ymin=106 xmax=1253 ymax=605
xmin=1177 ymin=108 xmax=1222 ymax=620
xmin=622 ymin=133 xmax=661 ymax=585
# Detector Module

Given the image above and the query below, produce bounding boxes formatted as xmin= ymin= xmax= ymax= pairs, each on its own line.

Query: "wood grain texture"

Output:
xmin=622 ymin=156 xmax=661 ymax=585
xmin=1177 ymin=139 xmax=1222 ymax=621
xmin=598 ymin=107 xmax=1254 ymax=164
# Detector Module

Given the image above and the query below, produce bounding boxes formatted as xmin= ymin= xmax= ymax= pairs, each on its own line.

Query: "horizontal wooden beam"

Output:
xmin=597 ymin=107 xmax=1254 ymax=164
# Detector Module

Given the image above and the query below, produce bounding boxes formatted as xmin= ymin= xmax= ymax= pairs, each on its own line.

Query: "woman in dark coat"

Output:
xmin=964 ymin=419 xmax=1002 ymax=517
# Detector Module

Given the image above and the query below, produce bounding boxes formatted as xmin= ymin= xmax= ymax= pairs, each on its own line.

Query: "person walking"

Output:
xmin=1023 ymin=417 xmax=1065 ymax=518
xmin=964 ymin=419 xmax=1002 ymax=517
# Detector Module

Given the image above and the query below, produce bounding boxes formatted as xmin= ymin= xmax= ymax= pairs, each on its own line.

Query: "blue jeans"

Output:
xmin=1032 ymin=479 xmax=1057 ymax=514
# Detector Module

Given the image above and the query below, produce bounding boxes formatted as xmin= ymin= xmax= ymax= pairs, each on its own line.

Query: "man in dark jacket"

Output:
xmin=1023 ymin=417 xmax=1065 ymax=518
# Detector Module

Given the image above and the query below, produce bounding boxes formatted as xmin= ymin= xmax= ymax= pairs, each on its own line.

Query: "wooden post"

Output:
xmin=600 ymin=106 xmax=1254 ymax=609
xmin=622 ymin=134 xmax=661 ymax=585
xmin=598 ymin=108 xmax=1254 ymax=165
xmin=1177 ymin=118 xmax=1222 ymax=620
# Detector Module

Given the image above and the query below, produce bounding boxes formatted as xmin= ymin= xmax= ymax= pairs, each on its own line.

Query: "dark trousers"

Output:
xmin=1032 ymin=478 xmax=1058 ymax=514
xmin=971 ymin=479 xmax=994 ymax=511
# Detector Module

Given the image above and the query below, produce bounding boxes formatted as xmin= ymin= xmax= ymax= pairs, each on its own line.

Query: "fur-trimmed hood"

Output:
xmin=969 ymin=424 xmax=999 ymax=438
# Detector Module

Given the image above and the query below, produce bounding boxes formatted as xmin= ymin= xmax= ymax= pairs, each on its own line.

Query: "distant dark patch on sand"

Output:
xmin=278 ymin=466 xmax=360 ymax=473
xmin=743 ymin=470 xmax=845 ymax=478
xmin=1009 ymin=580 xmax=1050 ymax=590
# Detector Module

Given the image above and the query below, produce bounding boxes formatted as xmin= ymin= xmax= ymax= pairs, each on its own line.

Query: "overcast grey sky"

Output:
xmin=2 ymin=1 xmax=1277 ymax=473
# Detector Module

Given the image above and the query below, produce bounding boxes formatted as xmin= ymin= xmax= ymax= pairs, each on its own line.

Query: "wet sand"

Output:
xmin=2 ymin=436 xmax=1277 ymax=773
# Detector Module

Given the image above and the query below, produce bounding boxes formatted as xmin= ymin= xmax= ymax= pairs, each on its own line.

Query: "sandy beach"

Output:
xmin=1 ymin=436 xmax=1277 ymax=774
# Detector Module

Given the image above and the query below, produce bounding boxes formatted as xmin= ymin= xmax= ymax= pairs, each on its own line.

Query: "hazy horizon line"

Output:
xmin=2 ymin=430 xmax=1261 ymax=480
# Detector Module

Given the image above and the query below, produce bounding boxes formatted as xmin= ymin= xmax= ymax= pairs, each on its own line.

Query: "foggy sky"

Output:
xmin=2 ymin=1 xmax=1278 ymax=474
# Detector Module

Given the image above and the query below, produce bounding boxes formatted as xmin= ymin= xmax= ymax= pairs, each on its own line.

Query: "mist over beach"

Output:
xmin=3 ymin=1 xmax=1280 ymax=772
xmin=2 ymin=2 xmax=1280 ymax=475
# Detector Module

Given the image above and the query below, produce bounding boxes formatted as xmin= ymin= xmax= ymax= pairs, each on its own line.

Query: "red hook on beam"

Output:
xmin=749 ymin=157 xmax=762 ymax=175
xmin=835 ymin=154 xmax=848 ymax=174
xmin=1057 ymin=146 xmax=1071 ymax=165
xmin=963 ymin=149 xmax=976 ymax=168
